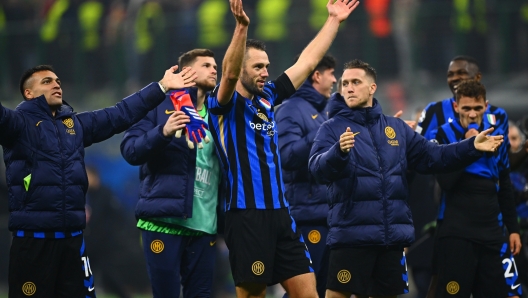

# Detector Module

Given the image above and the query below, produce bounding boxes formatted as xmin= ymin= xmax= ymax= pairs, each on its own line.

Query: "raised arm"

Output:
xmin=216 ymin=0 xmax=250 ymax=106
xmin=79 ymin=66 xmax=196 ymax=146
xmin=284 ymin=0 xmax=359 ymax=89
xmin=0 ymin=102 xmax=24 ymax=146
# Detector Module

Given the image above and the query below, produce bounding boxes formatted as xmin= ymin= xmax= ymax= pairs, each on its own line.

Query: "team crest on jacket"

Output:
xmin=385 ymin=126 xmax=398 ymax=146
xmin=62 ymin=118 xmax=76 ymax=135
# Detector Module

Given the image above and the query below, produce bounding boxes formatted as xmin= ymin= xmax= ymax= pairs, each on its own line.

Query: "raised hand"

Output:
xmin=327 ymin=0 xmax=360 ymax=23
xmin=340 ymin=127 xmax=357 ymax=153
xmin=159 ymin=66 xmax=197 ymax=91
xmin=230 ymin=0 xmax=250 ymax=26
xmin=170 ymin=90 xmax=210 ymax=149
xmin=473 ymin=127 xmax=503 ymax=152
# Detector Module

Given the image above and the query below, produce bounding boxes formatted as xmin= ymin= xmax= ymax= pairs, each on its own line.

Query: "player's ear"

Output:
xmin=369 ymin=83 xmax=377 ymax=95
xmin=453 ymin=101 xmax=459 ymax=113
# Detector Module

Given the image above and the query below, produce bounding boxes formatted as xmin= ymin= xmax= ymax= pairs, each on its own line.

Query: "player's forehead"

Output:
xmin=192 ymin=56 xmax=216 ymax=67
xmin=245 ymin=48 xmax=269 ymax=65
xmin=457 ymin=96 xmax=485 ymax=107
xmin=448 ymin=60 xmax=471 ymax=72
xmin=342 ymin=68 xmax=367 ymax=81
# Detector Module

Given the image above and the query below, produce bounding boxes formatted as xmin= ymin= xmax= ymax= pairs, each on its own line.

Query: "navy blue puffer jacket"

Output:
xmin=121 ymin=88 xmax=202 ymax=220
xmin=0 ymin=83 xmax=166 ymax=232
xmin=276 ymin=81 xmax=328 ymax=225
xmin=309 ymin=94 xmax=483 ymax=247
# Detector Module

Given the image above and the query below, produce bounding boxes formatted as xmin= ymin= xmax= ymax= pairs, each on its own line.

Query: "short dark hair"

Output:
xmin=178 ymin=49 xmax=215 ymax=68
xmin=20 ymin=65 xmax=54 ymax=99
xmin=246 ymin=39 xmax=266 ymax=52
xmin=451 ymin=55 xmax=480 ymax=72
xmin=455 ymin=80 xmax=486 ymax=102
xmin=343 ymin=59 xmax=377 ymax=82
xmin=305 ymin=55 xmax=336 ymax=83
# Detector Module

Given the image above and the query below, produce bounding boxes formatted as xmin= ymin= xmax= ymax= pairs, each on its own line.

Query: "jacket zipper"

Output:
xmin=53 ymin=118 xmax=66 ymax=231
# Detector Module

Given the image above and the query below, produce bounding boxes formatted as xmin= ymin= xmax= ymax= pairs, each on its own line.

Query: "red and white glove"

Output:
xmin=170 ymin=90 xmax=210 ymax=149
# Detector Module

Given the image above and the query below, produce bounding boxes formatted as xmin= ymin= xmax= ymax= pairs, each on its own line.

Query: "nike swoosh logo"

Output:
xmin=352 ymin=132 xmax=360 ymax=136
xmin=512 ymin=284 xmax=520 ymax=290
xmin=36 ymin=121 xmax=43 ymax=126
xmin=210 ymin=241 xmax=216 ymax=246
xmin=311 ymin=114 xmax=318 ymax=119
xmin=165 ymin=110 xmax=175 ymax=114
xmin=88 ymin=286 xmax=95 ymax=292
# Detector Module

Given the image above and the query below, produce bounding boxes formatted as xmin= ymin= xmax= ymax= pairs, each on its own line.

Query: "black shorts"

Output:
xmin=224 ymin=208 xmax=313 ymax=285
xmin=435 ymin=237 xmax=522 ymax=298
xmin=326 ymin=246 xmax=409 ymax=296
xmin=9 ymin=235 xmax=96 ymax=298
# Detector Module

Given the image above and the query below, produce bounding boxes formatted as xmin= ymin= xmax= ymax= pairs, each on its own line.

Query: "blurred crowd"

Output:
xmin=1 ymin=0 xmax=527 ymax=101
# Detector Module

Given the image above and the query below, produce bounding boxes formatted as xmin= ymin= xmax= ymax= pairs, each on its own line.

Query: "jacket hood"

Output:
xmin=291 ymin=80 xmax=327 ymax=111
xmin=327 ymin=93 xmax=383 ymax=124
xmin=16 ymin=95 xmax=74 ymax=118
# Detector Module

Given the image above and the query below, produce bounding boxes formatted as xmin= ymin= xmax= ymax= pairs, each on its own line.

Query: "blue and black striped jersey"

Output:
xmin=207 ymin=73 xmax=296 ymax=210
xmin=435 ymin=118 xmax=509 ymax=181
xmin=416 ymin=97 xmax=510 ymax=149
xmin=434 ymin=118 xmax=520 ymax=240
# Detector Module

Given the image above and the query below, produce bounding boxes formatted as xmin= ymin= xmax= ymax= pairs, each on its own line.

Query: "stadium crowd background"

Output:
xmin=0 ymin=0 xmax=527 ymax=297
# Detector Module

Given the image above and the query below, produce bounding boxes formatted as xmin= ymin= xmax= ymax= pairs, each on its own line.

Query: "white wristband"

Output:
xmin=158 ymin=81 xmax=167 ymax=93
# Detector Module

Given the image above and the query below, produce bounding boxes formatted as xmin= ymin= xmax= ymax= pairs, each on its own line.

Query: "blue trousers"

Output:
xmin=142 ymin=230 xmax=217 ymax=298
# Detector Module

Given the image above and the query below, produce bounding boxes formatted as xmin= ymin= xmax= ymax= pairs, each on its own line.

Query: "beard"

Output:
xmin=240 ymin=71 xmax=266 ymax=98
xmin=195 ymin=78 xmax=216 ymax=92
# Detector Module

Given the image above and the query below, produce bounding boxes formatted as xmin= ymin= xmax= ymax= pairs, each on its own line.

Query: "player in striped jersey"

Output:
xmin=414 ymin=56 xmax=512 ymax=296
xmin=432 ymin=80 xmax=521 ymax=297
xmin=416 ymin=55 xmax=509 ymax=143
xmin=207 ymin=0 xmax=359 ymax=296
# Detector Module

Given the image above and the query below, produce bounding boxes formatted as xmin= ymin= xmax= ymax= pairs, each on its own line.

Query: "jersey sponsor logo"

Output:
xmin=337 ymin=270 xmax=351 ymax=283
xmin=252 ymin=261 xmax=265 ymax=275
xmin=311 ymin=114 xmax=318 ymax=120
xmin=487 ymin=114 xmax=496 ymax=125
xmin=62 ymin=118 xmax=76 ymax=135
xmin=22 ymin=282 xmax=36 ymax=296
xmin=446 ymin=281 xmax=460 ymax=294
xmin=249 ymin=120 xmax=277 ymax=137
xmin=165 ymin=109 xmax=175 ymax=114
xmin=150 ymin=240 xmax=164 ymax=253
xmin=307 ymin=230 xmax=321 ymax=244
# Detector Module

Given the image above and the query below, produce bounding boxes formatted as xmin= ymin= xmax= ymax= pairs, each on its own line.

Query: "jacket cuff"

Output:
xmin=465 ymin=136 xmax=484 ymax=158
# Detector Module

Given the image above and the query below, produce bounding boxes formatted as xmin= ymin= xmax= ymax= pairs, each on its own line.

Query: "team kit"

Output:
xmin=1 ymin=0 xmax=523 ymax=297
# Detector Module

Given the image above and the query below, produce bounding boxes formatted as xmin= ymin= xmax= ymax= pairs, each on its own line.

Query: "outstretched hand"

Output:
xmin=230 ymin=0 xmax=250 ymax=26
xmin=159 ymin=66 xmax=197 ymax=91
xmin=327 ymin=0 xmax=360 ymax=23
xmin=473 ymin=127 xmax=503 ymax=152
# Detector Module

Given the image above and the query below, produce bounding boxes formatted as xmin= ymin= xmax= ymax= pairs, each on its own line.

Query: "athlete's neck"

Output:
xmin=196 ymin=88 xmax=207 ymax=111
